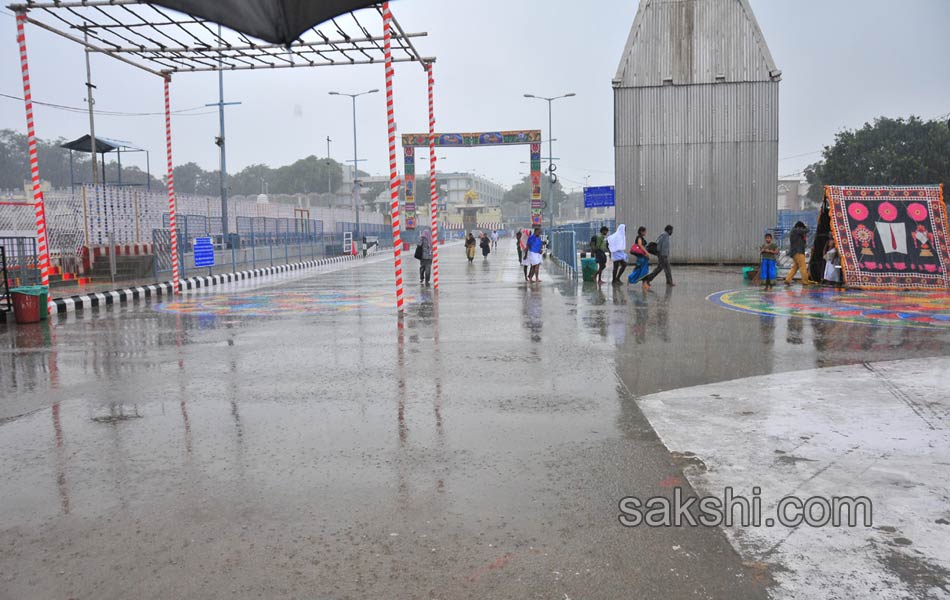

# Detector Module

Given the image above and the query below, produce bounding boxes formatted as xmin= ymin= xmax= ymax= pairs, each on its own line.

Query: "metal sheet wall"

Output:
xmin=614 ymin=81 xmax=778 ymax=263
xmin=616 ymin=0 xmax=778 ymax=87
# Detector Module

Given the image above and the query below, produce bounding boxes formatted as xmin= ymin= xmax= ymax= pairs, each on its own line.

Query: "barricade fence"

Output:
xmin=549 ymin=230 xmax=578 ymax=275
xmin=0 ymin=237 xmax=39 ymax=287
xmin=152 ymin=218 xmax=392 ymax=281
xmin=1 ymin=184 xmax=388 ymax=295
xmin=549 ymin=220 xmax=616 ymax=255
xmin=334 ymin=222 xmax=394 ymax=245
xmin=0 ymin=246 xmax=10 ymax=313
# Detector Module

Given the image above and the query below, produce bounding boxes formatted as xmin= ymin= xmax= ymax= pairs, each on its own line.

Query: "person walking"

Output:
xmin=607 ymin=224 xmax=628 ymax=284
xmin=491 ymin=230 xmax=499 ymax=250
xmin=627 ymin=226 xmax=651 ymax=288
xmin=526 ymin=226 xmax=544 ymax=282
xmin=416 ymin=227 xmax=433 ymax=285
xmin=592 ymin=226 xmax=609 ymax=284
xmin=783 ymin=221 xmax=813 ymax=286
xmin=515 ymin=230 xmax=529 ymax=281
xmin=480 ymin=232 xmax=491 ymax=259
xmin=643 ymin=225 xmax=675 ymax=288
xmin=465 ymin=232 xmax=476 ymax=263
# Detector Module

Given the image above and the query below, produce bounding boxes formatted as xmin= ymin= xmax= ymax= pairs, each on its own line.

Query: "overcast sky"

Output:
xmin=1 ymin=0 xmax=948 ymax=191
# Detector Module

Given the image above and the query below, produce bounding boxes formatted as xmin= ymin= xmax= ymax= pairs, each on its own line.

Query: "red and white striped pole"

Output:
xmin=383 ymin=2 xmax=404 ymax=312
xmin=15 ymin=13 xmax=52 ymax=295
xmin=427 ymin=62 xmax=439 ymax=290
xmin=163 ymin=76 xmax=180 ymax=293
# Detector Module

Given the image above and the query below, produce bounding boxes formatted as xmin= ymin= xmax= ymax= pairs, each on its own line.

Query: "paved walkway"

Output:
xmin=1 ymin=240 xmax=949 ymax=599
xmin=639 ymin=357 xmax=950 ymax=599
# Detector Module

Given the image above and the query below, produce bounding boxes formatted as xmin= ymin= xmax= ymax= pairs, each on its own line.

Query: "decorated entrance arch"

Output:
xmin=401 ymin=130 xmax=544 ymax=230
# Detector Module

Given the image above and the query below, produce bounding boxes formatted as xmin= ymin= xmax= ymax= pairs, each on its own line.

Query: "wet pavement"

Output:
xmin=2 ymin=241 xmax=949 ymax=599
xmin=638 ymin=356 xmax=950 ymax=599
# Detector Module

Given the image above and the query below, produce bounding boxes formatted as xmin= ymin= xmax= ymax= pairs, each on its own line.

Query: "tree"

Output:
xmin=102 ymin=162 xmax=164 ymax=189
xmin=171 ymin=162 xmax=216 ymax=195
xmin=805 ymin=116 xmax=950 ymax=203
xmin=501 ymin=175 xmax=568 ymax=220
xmin=226 ymin=157 xmax=343 ymax=197
xmin=0 ymin=129 xmax=91 ymax=189
xmin=0 ymin=130 xmax=346 ymax=197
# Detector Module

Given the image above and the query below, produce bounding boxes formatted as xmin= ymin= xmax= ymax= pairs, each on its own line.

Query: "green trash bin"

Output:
xmin=10 ymin=285 xmax=49 ymax=322
xmin=581 ymin=257 xmax=598 ymax=282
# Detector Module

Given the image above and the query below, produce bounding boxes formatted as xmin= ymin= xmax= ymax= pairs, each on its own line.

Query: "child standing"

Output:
xmin=759 ymin=232 xmax=778 ymax=289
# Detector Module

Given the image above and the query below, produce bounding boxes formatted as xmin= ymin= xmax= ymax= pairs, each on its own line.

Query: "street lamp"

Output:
xmin=329 ymin=88 xmax=379 ymax=241
xmin=523 ymin=92 xmax=575 ymax=228
xmin=326 ymin=136 xmax=332 ymax=198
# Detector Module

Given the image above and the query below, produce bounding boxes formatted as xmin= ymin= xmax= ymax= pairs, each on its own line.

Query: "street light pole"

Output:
xmin=351 ymin=95 xmax=358 ymax=238
xmin=205 ymin=24 xmax=242 ymax=244
xmin=326 ymin=136 xmax=332 ymax=198
xmin=329 ymin=89 xmax=378 ymax=243
xmin=83 ymin=31 xmax=98 ymax=185
xmin=523 ymin=92 xmax=575 ymax=229
xmin=547 ymin=99 xmax=553 ymax=227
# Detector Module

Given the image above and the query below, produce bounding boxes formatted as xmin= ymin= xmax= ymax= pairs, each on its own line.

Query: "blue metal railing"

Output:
xmin=550 ymin=230 xmax=578 ymax=276
xmin=151 ymin=217 xmax=391 ymax=281
xmin=549 ymin=220 xmax=616 ymax=255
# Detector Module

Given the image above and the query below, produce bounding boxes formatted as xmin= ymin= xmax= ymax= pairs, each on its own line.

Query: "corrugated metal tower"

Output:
xmin=613 ymin=0 xmax=781 ymax=263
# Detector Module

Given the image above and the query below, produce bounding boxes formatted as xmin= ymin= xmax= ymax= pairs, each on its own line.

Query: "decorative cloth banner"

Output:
xmin=402 ymin=130 xmax=541 ymax=147
xmin=827 ymin=185 xmax=949 ymax=290
xmin=530 ymin=142 xmax=542 ymax=226
xmin=403 ymin=146 xmax=415 ymax=229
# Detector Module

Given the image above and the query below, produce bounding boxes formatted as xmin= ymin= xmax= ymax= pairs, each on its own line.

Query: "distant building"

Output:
xmin=438 ymin=172 xmax=504 ymax=208
xmin=614 ymin=0 xmax=781 ymax=262
xmin=777 ymin=179 xmax=801 ymax=211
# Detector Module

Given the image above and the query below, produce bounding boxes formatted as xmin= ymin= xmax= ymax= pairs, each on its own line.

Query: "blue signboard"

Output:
xmin=194 ymin=237 xmax=215 ymax=268
xmin=584 ymin=186 xmax=616 ymax=208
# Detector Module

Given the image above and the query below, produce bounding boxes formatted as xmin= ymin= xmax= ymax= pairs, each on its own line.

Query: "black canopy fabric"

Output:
xmin=151 ymin=0 xmax=379 ymax=46
xmin=61 ymin=135 xmax=119 ymax=154
xmin=60 ymin=135 xmax=140 ymax=154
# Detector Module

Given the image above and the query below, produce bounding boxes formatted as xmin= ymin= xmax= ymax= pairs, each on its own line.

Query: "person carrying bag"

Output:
xmin=627 ymin=226 xmax=651 ymax=286
xmin=415 ymin=229 xmax=433 ymax=285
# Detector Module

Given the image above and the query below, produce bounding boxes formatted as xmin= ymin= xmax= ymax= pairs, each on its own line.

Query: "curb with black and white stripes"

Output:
xmin=52 ymin=253 xmax=369 ymax=314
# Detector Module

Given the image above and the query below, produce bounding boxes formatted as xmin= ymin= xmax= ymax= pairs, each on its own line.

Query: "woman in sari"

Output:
xmin=627 ymin=226 xmax=651 ymax=288
xmin=465 ymin=232 xmax=476 ymax=262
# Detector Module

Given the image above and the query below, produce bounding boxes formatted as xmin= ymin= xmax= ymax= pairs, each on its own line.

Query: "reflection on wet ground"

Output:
xmin=1 ymin=247 xmax=948 ymax=599
xmin=711 ymin=287 xmax=950 ymax=330
xmin=560 ymin=268 xmax=950 ymax=396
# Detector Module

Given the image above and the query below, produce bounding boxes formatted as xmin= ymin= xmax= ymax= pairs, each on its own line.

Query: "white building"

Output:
xmin=438 ymin=172 xmax=505 ymax=208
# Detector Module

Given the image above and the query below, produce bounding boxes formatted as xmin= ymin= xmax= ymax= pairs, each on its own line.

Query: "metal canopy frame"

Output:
xmin=11 ymin=0 xmax=435 ymax=310
xmin=60 ymin=135 xmax=151 ymax=189
xmin=7 ymin=0 xmax=434 ymax=77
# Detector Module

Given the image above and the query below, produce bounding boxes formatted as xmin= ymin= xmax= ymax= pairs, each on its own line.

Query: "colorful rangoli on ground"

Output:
xmin=708 ymin=287 xmax=950 ymax=330
xmin=154 ymin=289 xmax=415 ymax=317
